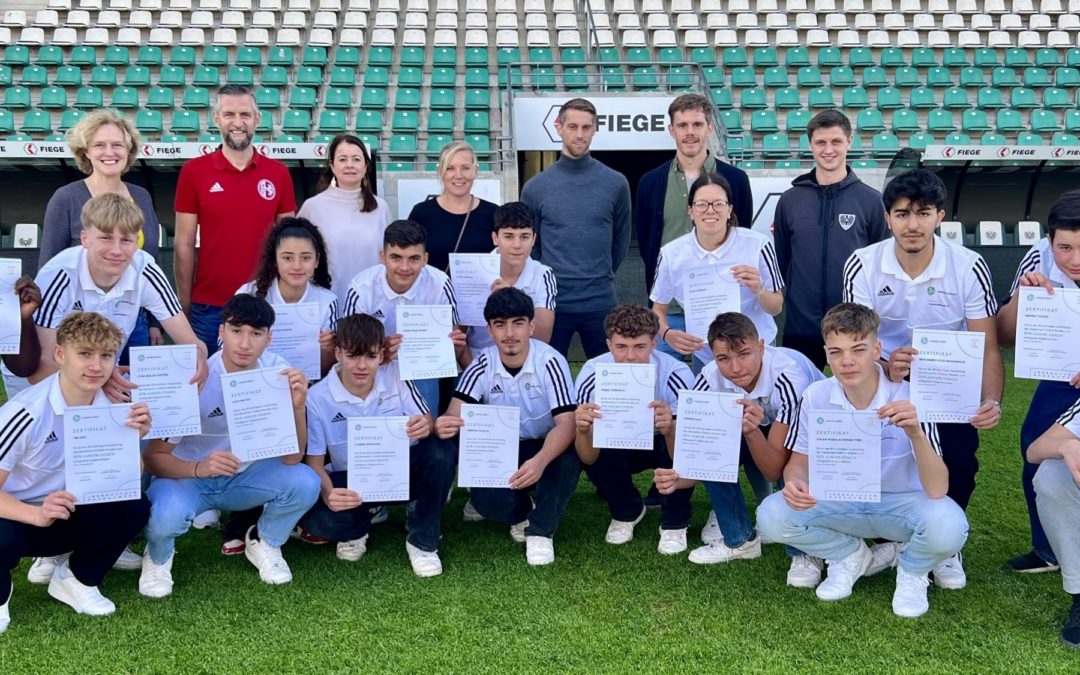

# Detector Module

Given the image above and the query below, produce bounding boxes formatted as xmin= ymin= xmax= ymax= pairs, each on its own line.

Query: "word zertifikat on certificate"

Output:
xmin=672 ymin=390 xmax=743 ymax=482
xmin=910 ymin=329 xmax=984 ymax=424
xmin=130 ymin=345 xmax=201 ymax=439
xmin=808 ymin=410 xmax=882 ymax=503
xmin=221 ymin=367 xmax=299 ymax=462
xmin=348 ymin=416 xmax=410 ymax=502
xmin=1015 ymin=287 xmax=1080 ymax=381
xmin=682 ymin=265 xmax=740 ymax=343
xmin=593 ymin=363 xmax=657 ymax=450
xmin=64 ymin=404 xmax=141 ymax=504
xmin=267 ymin=301 xmax=322 ymax=381
xmin=0 ymin=258 xmax=22 ymax=354
xmin=397 ymin=305 xmax=458 ymax=381
xmin=449 ymin=253 xmax=502 ymax=327
xmin=458 ymin=404 xmax=519 ymax=488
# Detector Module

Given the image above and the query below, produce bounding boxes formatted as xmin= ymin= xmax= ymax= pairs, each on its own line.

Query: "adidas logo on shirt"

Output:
xmin=372 ymin=309 xmax=385 ymax=319
xmin=208 ymin=407 xmax=224 ymax=418
xmin=72 ymin=300 xmax=83 ymax=311
xmin=331 ymin=412 xmax=347 ymax=423
xmin=209 ymin=182 xmax=225 ymax=193
xmin=877 ymin=285 xmax=895 ymax=297
xmin=45 ymin=431 xmax=58 ymax=443
xmin=490 ymin=383 xmax=503 ymax=394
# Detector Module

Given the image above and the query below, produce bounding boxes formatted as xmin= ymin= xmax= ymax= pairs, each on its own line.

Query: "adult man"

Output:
xmin=635 ymin=93 xmax=752 ymax=358
xmin=573 ymin=305 xmax=695 ymax=554
xmin=757 ymin=304 xmax=969 ymax=618
xmin=842 ymin=169 xmax=1002 ymax=588
xmin=174 ymin=84 xmax=296 ymax=354
xmin=520 ymin=98 xmax=631 ymax=359
xmin=999 ymin=189 xmax=1080 ymax=575
xmin=435 ymin=288 xmax=579 ymax=566
xmin=773 ymin=110 xmax=889 ymax=369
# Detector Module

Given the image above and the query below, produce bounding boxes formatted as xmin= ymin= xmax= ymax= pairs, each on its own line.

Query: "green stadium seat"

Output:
xmin=738 ymin=160 xmax=765 ymax=169
xmin=927 ymin=109 xmax=957 ymax=132
xmin=275 ymin=134 xmax=305 ymax=143
xmin=976 ymin=87 xmax=1005 ymax=109
xmin=739 ymin=87 xmax=768 ymax=109
xmin=731 ymin=67 xmax=757 ymax=88
xmin=892 ymin=108 xmax=921 ymax=132
xmin=135 ymin=109 xmax=163 ymax=134
xmin=120 ymin=66 xmax=149 ymax=89
xmin=1034 ymin=48 xmax=1061 ymax=68
xmin=171 ymin=110 xmax=201 ymax=134
xmin=894 ymin=67 xmax=920 ymax=88
xmin=5 ymin=133 xmax=32 ymax=141
xmin=601 ymin=66 xmax=625 ymax=91
xmin=159 ymin=133 xmax=187 ymax=143
xmin=431 ymin=83 xmax=457 ymax=106
xmin=871 ymin=132 xmax=900 ymax=157
xmin=907 ymin=132 xmax=936 ymax=150
xmin=1054 ymin=68 xmax=1080 ymax=88
xmin=753 ymin=47 xmax=779 ymax=68
xmin=265 ymin=46 xmax=293 ymax=68
xmin=432 ymin=47 xmax=456 ymax=67
xmin=1052 ymin=132 xmax=1079 ymax=146
xmin=808 ymin=87 xmax=835 ymax=109
xmin=944 ymin=131 xmax=972 ymax=144
xmin=830 ymin=67 xmax=856 ymax=88
xmin=980 ymin=131 xmax=1006 ymax=144
xmin=182 ymin=86 xmax=210 ymax=110
xmin=193 ymin=66 xmax=220 ymax=88
xmin=360 ymin=87 xmax=387 ymax=109
xmin=430 ymin=67 xmax=456 ymax=88
xmin=108 ymin=86 xmax=137 ymax=109
xmin=282 ymin=109 xmax=312 ymax=134
xmin=355 ymin=110 xmax=382 ymax=133
xmin=261 ymin=66 xmax=288 ymax=88
xmin=318 ymin=110 xmax=346 ymax=133
xmin=38 ymin=86 xmax=67 ymax=110
xmin=817 ymin=47 xmax=843 ymax=68
xmin=465 ymin=67 xmax=489 ymax=88
xmin=991 ymin=67 xmax=1020 ymax=89
xmin=227 ymin=66 xmax=254 ymax=86
xmin=942 ymin=48 xmax=969 ymax=68
xmin=329 ymin=67 xmax=358 ymax=87
xmin=763 ymin=66 xmax=789 ymax=88
xmin=36 ymin=46 xmax=64 ymax=67
xmin=564 ymin=67 xmax=589 ymax=91
xmin=874 ymin=87 xmax=902 ymax=110
xmin=718 ymin=109 xmax=742 ymax=132
xmin=425 ymin=134 xmax=452 ymax=168
xmin=775 ymin=160 xmax=804 ymax=169
xmin=774 ymin=87 xmax=802 ymax=109
xmin=397 ymin=67 xmax=422 ymax=88
xmin=1017 ymin=132 xmax=1044 ymax=146
xmin=1065 ymin=48 xmax=1080 ymax=68
xmin=465 ymin=88 xmax=489 ymax=109
xmin=974 ymin=48 xmax=1000 ymax=68
xmin=0 ymin=65 xmax=10 ymax=86
xmin=255 ymin=87 xmax=280 ymax=110
xmin=912 ymin=48 xmax=938 ymax=68
xmin=3 ymin=86 xmax=31 ymax=109
xmin=1031 ymin=109 xmax=1062 ymax=133
xmin=324 ymin=87 xmax=352 ymax=109
xmin=427 ymin=111 xmax=454 ymax=134
xmin=842 ymin=86 xmax=871 ymax=108
xmin=0 ymin=110 xmax=15 ymax=134
xmin=19 ymin=65 xmax=47 ymax=87
xmin=702 ymin=66 xmax=724 ymax=88
xmin=1005 ymin=48 xmax=1032 ymax=68
xmin=389 ymin=133 xmax=418 ymax=156
xmin=785 ymin=47 xmax=810 ymax=67
xmin=498 ymin=66 xmax=524 ymax=89
xmin=1024 ymin=67 xmax=1052 ymax=88
xmin=400 ymin=47 xmax=426 ymax=67
xmin=328 ymin=47 xmax=358 ymax=69
xmin=943 ymin=87 xmax=972 ymax=109
xmin=962 ymin=109 xmax=992 ymax=131
xmin=395 ymin=88 xmax=422 ymax=109
xmin=723 ymin=47 xmax=749 ymax=68
xmin=691 ymin=47 xmax=717 ymax=67
xmin=533 ymin=66 xmax=557 ymax=90
xmin=1010 ymin=87 xmax=1039 ymax=109
xmin=497 ymin=48 xmax=522 ymax=66
xmin=54 ymin=65 xmax=83 ymax=87
xmin=169 ymin=46 xmax=195 ymax=67
xmin=995 ymin=108 xmax=1024 ymax=132
xmin=146 ymin=86 xmax=175 ymax=109
xmin=786 ymin=109 xmax=811 ymax=132
xmin=857 ymin=108 xmax=886 ymax=132
xmin=369 ymin=46 xmax=394 ymax=67
xmin=3 ymin=46 xmax=30 ymax=67
xmin=59 ymin=109 xmax=85 ymax=132
xmin=762 ymin=133 xmax=791 ymax=159
xmin=465 ymin=134 xmax=490 ymax=156
xmin=464 ymin=110 xmax=490 ymax=134
xmin=202 ymin=46 xmax=228 ymax=68
xmin=69 ymin=46 xmax=97 ymax=67
xmin=711 ymin=87 xmax=733 ymax=109
xmin=21 ymin=110 xmax=53 ymax=134
xmin=797 ymin=66 xmax=823 ymax=88
xmin=862 ymin=67 xmax=889 ymax=88
xmin=633 ymin=67 xmax=659 ymax=91
xmin=1043 ymin=88 xmax=1072 ymax=109
xmin=667 ymin=66 xmax=693 ymax=90
xmin=464 ymin=47 xmax=488 ymax=67
xmin=232 ymin=47 xmax=261 ymax=68
xmin=295 ymin=67 xmax=323 ymax=88
xmin=256 ymin=113 xmax=272 ymax=135
xmin=288 ymin=87 xmax=317 ymax=109
xmin=529 ymin=47 xmax=555 ymax=64
xmin=851 ymin=159 xmax=879 ymax=169
xmin=153 ymin=66 xmax=182 ymax=88
xmin=301 ymin=47 xmax=328 ymax=68
xmin=959 ymin=67 xmax=986 ymax=88
xmin=1067 ymin=110 xmax=1080 ymax=133
xmin=135 ymin=46 xmax=162 ymax=67
xmin=751 ymin=110 xmax=779 ymax=133
xmin=75 ymin=86 xmax=103 ymax=109
xmin=725 ymin=134 xmax=748 ymax=159
xmin=927 ymin=67 xmax=953 ymax=88
xmin=392 ymin=110 xmax=419 ymax=132
xmin=909 ymin=87 xmax=937 ymax=109
xmin=658 ymin=47 xmax=684 ymax=64
xmin=848 ymin=47 xmax=874 ymax=68
xmin=880 ymin=47 xmax=906 ymax=68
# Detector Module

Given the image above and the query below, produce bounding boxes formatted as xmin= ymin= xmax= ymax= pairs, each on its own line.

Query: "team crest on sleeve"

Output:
xmin=838 ymin=213 xmax=856 ymax=230
xmin=257 ymin=179 xmax=277 ymax=201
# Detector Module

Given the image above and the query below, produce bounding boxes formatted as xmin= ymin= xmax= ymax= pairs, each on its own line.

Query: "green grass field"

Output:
xmin=1 ymin=366 xmax=1077 ymax=673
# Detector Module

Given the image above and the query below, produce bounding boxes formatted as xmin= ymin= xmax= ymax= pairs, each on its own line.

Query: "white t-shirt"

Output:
xmin=466 ymin=256 xmax=558 ymax=351
xmin=1058 ymin=398 xmax=1080 ymax=436
xmin=343 ymin=264 xmax=459 ymax=333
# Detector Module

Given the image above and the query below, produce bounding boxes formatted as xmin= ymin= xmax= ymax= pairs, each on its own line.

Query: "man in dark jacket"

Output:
xmin=773 ymin=110 xmax=889 ymax=369
xmin=636 ymin=93 xmax=752 ymax=359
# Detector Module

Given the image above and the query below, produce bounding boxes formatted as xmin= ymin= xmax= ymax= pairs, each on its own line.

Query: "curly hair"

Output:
xmin=66 ymin=109 xmax=142 ymax=175
xmin=603 ymin=305 xmax=659 ymax=339
xmin=252 ymin=217 xmax=333 ymax=298
xmin=56 ymin=311 xmax=124 ymax=352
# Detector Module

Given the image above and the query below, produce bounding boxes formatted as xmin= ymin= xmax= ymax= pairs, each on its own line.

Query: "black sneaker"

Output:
xmin=1008 ymin=551 xmax=1060 ymax=574
xmin=1062 ymin=599 xmax=1080 ymax=649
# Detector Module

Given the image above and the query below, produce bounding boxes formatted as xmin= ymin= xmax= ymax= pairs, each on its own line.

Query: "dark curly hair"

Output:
xmin=252 ymin=217 xmax=333 ymax=298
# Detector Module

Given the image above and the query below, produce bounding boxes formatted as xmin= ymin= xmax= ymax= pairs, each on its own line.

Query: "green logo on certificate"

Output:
xmin=355 ymin=424 xmax=361 ymax=431
xmin=403 ymin=311 xmax=409 ymax=318
xmin=524 ymin=383 xmax=531 ymax=390
xmin=686 ymin=397 xmax=693 ymax=404
xmin=816 ymin=417 xmax=824 ymax=424
xmin=921 ymin=337 xmax=928 ymax=345
xmin=928 ymin=287 xmax=936 ymax=295
xmin=601 ymin=370 xmax=608 ymax=376
xmin=230 ymin=381 xmax=237 ymax=388
xmin=138 ymin=354 xmax=145 ymax=362
xmin=73 ymin=414 xmax=81 ymax=422
xmin=467 ymin=410 xmax=474 ymax=417
xmin=1028 ymin=294 xmax=1035 ymax=301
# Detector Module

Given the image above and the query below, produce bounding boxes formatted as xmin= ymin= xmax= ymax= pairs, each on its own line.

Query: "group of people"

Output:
xmin=1 ymin=86 xmax=1079 ymax=649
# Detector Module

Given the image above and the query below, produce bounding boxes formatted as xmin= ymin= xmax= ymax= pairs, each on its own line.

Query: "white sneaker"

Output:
xmin=47 ymin=560 xmax=115 ymax=616
xmin=864 ymin=541 xmax=901 ymax=577
xmin=0 ymin=590 xmax=10 ymax=635
xmin=657 ymin=528 xmax=688 ymax=555
xmin=406 ymin=541 xmax=444 ymax=577
xmin=933 ymin=552 xmax=967 ymax=590
xmin=892 ymin=566 xmax=931 ymax=618
xmin=462 ymin=500 xmax=484 ymax=522
xmin=605 ymin=507 xmax=647 ymax=545
xmin=27 ymin=554 xmax=68 ymax=585
xmin=138 ymin=549 xmax=174 ymax=598
xmin=112 ymin=545 xmax=143 ymax=571
xmin=509 ymin=520 xmax=529 ymax=543
xmin=815 ymin=541 xmax=872 ymax=601
xmin=243 ymin=527 xmax=293 ymax=585
xmin=688 ymin=534 xmax=762 ymax=565
xmin=336 ymin=536 xmax=369 ymax=562
xmin=700 ymin=510 xmax=721 ymax=545
xmin=786 ymin=554 xmax=824 ymax=588
xmin=192 ymin=509 xmax=220 ymax=530
xmin=525 ymin=535 xmax=555 ymax=566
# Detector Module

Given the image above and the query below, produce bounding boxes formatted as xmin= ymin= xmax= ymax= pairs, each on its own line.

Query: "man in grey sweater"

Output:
xmin=521 ymin=98 xmax=632 ymax=359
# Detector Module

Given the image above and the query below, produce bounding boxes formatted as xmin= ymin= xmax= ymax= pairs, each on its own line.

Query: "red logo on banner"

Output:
xmin=257 ymin=144 xmax=270 ymax=156
xmin=23 ymin=143 xmax=36 ymax=156
xmin=942 ymin=146 xmax=955 ymax=158
xmin=199 ymin=144 xmax=212 ymax=156
xmin=143 ymin=144 xmax=155 ymax=156
xmin=314 ymin=145 xmax=326 ymax=157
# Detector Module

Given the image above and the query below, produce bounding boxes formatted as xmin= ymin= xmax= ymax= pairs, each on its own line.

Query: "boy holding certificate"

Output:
xmin=297 ymin=314 xmax=456 ymax=577
xmin=756 ymin=304 xmax=969 ymax=618
xmin=2 ymin=275 xmax=42 ymax=385
xmin=0 ymin=312 xmax=151 ymax=633
xmin=573 ymin=305 xmax=695 ymax=554
xmin=999 ymin=190 xmax=1080 ymax=575
xmin=842 ymin=169 xmax=1002 ymax=588
xmin=139 ymin=294 xmax=320 ymax=597
xmin=435 ymin=288 xmax=579 ymax=566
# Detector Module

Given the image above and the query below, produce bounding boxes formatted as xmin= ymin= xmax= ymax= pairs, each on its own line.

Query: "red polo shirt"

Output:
xmin=174 ymin=147 xmax=296 ymax=306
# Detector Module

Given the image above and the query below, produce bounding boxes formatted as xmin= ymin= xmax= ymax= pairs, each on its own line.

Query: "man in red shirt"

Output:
xmin=173 ymin=84 xmax=296 ymax=353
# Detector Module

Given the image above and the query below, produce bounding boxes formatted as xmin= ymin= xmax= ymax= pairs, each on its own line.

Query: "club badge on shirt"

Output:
xmin=838 ymin=213 xmax=856 ymax=230
xmin=257 ymin=179 xmax=277 ymax=201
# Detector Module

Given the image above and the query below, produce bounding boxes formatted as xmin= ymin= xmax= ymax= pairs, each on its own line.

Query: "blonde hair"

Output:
xmin=80 ymin=192 xmax=144 ymax=236
xmin=66 ymin=109 xmax=142 ymax=175
xmin=56 ymin=311 xmax=124 ymax=352
xmin=436 ymin=141 xmax=477 ymax=182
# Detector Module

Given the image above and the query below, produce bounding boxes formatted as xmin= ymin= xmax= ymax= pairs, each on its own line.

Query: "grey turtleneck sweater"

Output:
xmin=520 ymin=153 xmax=631 ymax=312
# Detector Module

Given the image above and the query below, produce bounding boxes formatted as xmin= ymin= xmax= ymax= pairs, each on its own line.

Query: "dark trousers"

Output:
xmin=299 ymin=436 xmax=457 ymax=552
xmin=470 ymin=439 xmax=581 ymax=538
xmin=583 ymin=436 xmax=693 ymax=530
xmin=938 ymin=422 xmax=980 ymax=511
xmin=550 ymin=310 xmax=610 ymax=360
xmin=0 ymin=496 xmax=150 ymax=603
xmin=188 ymin=302 xmax=223 ymax=357
xmin=780 ymin=332 xmax=827 ymax=371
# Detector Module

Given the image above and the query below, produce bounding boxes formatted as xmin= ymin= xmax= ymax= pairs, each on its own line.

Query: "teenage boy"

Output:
xmin=757 ymin=303 xmax=969 ymax=618
xmin=435 ymin=288 xmax=579 ymax=566
xmin=298 ymin=314 xmax=456 ymax=577
xmin=656 ymin=313 xmax=825 ymax=578
xmin=1029 ymin=399 xmax=1080 ymax=648
xmin=465 ymin=201 xmax=557 ymax=352
xmin=773 ymin=110 xmax=889 ymax=369
xmin=139 ymin=294 xmax=320 ymax=597
xmin=573 ymin=305 xmax=694 ymax=554
xmin=842 ymin=168 xmax=1002 ymax=588
xmin=999 ymin=189 xmax=1080 ymax=575
xmin=0 ymin=312 xmax=151 ymax=632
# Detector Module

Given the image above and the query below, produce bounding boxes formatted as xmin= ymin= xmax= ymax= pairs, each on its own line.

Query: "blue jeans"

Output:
xmin=756 ymin=491 xmax=969 ymax=575
xmin=550 ymin=310 xmax=609 ymax=360
xmin=1020 ymin=380 xmax=1077 ymax=565
xmin=299 ymin=436 xmax=457 ymax=552
xmin=145 ymin=459 xmax=321 ymax=564
xmin=470 ymin=438 xmax=581 ymax=538
xmin=412 ymin=378 xmax=440 ymax=418
xmin=188 ymin=302 xmax=223 ymax=357
xmin=119 ymin=310 xmax=150 ymax=366
xmin=702 ymin=438 xmax=775 ymax=548
xmin=583 ymin=436 xmax=693 ymax=530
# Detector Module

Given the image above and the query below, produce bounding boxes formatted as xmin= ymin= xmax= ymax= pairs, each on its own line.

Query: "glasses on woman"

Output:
xmin=691 ymin=200 xmax=731 ymax=213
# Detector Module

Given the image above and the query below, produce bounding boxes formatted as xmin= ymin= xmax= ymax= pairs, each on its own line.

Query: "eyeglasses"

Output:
xmin=691 ymin=200 xmax=731 ymax=213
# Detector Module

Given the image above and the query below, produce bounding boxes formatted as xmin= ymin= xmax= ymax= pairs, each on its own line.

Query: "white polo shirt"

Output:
xmin=785 ymin=366 xmax=942 ymax=494
xmin=306 ymin=360 xmax=428 ymax=471
xmin=692 ymin=346 xmax=824 ymax=428
xmin=574 ymin=351 xmax=692 ymax=416
xmin=453 ymin=339 xmax=575 ymax=440
xmin=649 ymin=228 xmax=783 ymax=359
xmin=1008 ymin=237 xmax=1079 ymax=298
xmin=466 ymin=257 xmax=558 ymax=351
xmin=34 ymin=246 xmax=182 ymax=334
xmin=1058 ymin=397 xmax=1080 ymax=436
xmin=236 ymin=279 xmax=339 ymax=333
xmin=842 ymin=236 xmax=998 ymax=357
xmin=0 ymin=373 xmax=111 ymax=504
xmin=166 ymin=350 xmax=290 ymax=472
xmin=343 ymin=263 xmax=458 ymax=333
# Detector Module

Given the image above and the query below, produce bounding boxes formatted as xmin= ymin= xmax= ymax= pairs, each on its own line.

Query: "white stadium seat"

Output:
xmin=275 ymin=28 xmax=302 ymax=44
xmin=836 ymin=29 xmax=861 ymax=46
xmin=405 ymin=12 xmax=428 ymax=28
xmin=375 ymin=12 xmax=398 ymax=28
xmin=766 ymin=13 xmax=789 ymax=28
xmin=526 ymin=29 xmax=550 ymax=46
xmin=129 ymin=10 xmax=153 ymax=26
xmin=854 ymin=13 xmax=878 ymax=29
xmin=786 ymin=0 xmax=807 ymax=10
xmin=436 ymin=0 xmax=457 ymax=9
xmin=956 ymin=0 xmax=977 ymax=11
xmin=496 ymin=14 xmax=517 ymax=29
xmin=49 ymin=0 xmax=73 ymax=8
xmin=557 ymin=29 xmax=580 ymax=47
xmin=495 ymin=0 xmax=515 ymax=10
xmin=941 ymin=14 xmax=964 ymax=30
xmin=32 ymin=10 xmax=59 ymax=27
xmin=465 ymin=28 xmax=488 ymax=46
xmin=622 ymin=29 xmax=647 ymax=47
xmin=554 ymin=13 xmax=576 ymax=29
xmin=283 ymin=11 xmax=308 ymax=28
xmin=344 ymin=11 xmax=367 ymax=27
xmin=213 ymin=27 xmax=238 ymax=45
xmin=896 ymin=29 xmax=920 ymax=46
xmin=987 ymin=30 xmax=1012 ymax=46
xmin=148 ymin=27 xmax=174 ymax=44
xmin=52 ymin=27 xmax=78 ymax=45
xmin=200 ymin=0 xmax=223 ymax=7
xmin=19 ymin=27 xmax=46 ymax=44
xmin=1029 ymin=14 xmax=1052 ymax=30
xmin=775 ymin=28 xmax=800 ymax=45
xmin=745 ymin=29 xmax=768 ymax=45
xmin=553 ymin=0 xmax=574 ymax=9
xmin=653 ymin=29 xmax=677 ymax=46
xmin=736 ymin=14 xmax=759 ymax=28
xmin=871 ymin=0 xmax=892 ymax=10
xmin=340 ymin=27 xmax=366 ymax=44
xmin=999 ymin=14 xmax=1022 ymax=30
xmin=190 ymin=10 xmax=215 ymax=27
xmin=436 ymin=13 xmax=458 ymax=28
xmin=970 ymin=13 xmax=994 ymax=30
xmin=370 ymin=27 xmax=396 ymax=44
xmin=928 ymin=0 xmax=949 ymax=11
xmin=912 ymin=14 xmax=935 ymax=29
xmin=320 ymin=0 xmax=342 ymax=6
xmin=525 ymin=14 xmax=547 ymax=29
xmin=927 ymin=30 xmax=951 ymax=47
xmin=683 ymin=29 xmax=708 ymax=46
xmin=98 ymin=8 xmax=122 ymax=24
xmin=82 ymin=0 xmax=104 ymax=8
xmin=117 ymin=27 xmax=143 ymax=44
xmin=402 ymin=28 xmax=426 ymax=45
xmin=1058 ymin=15 xmax=1080 ymax=30
xmin=883 ymin=13 xmax=906 ymax=29
xmin=1040 ymin=0 xmax=1063 ymax=11
xmin=180 ymin=28 xmax=205 ymax=45
xmin=244 ymin=27 xmax=270 ymax=44
xmin=795 ymin=13 xmax=818 ymax=28
xmin=159 ymin=10 xmax=183 ymax=26
xmin=0 ymin=27 xmax=13 ymax=44
xmin=84 ymin=27 xmax=110 ymax=44
xmin=843 ymin=0 xmax=864 ymax=10
xmin=705 ymin=13 xmax=728 ymax=28
xmin=433 ymin=28 xmax=456 ymax=45
xmin=1017 ymin=30 xmax=1042 ymax=46
xmin=984 ymin=0 xmax=1006 ymax=12
xmin=313 ymin=11 xmax=337 ymax=27
xmin=757 ymin=0 xmax=778 ymax=10
xmin=377 ymin=0 xmax=400 ymax=8
xmin=676 ymin=13 xmax=699 ymax=28
xmin=1013 ymin=0 xmax=1035 ymax=11
xmin=495 ymin=28 xmax=518 ymax=46
xmin=465 ymin=0 xmax=485 ymax=10
xmin=617 ymin=14 xmax=640 ymax=30
xmin=12 ymin=225 xmax=40 ymax=250
xmin=112 ymin=0 xmax=134 ymax=7
xmin=671 ymin=0 xmax=693 ymax=10
xmin=713 ymin=29 xmax=738 ymax=45
xmin=957 ymin=30 xmax=981 ymax=46
xmin=825 ymin=14 xmax=848 ymax=29
xmin=407 ymin=0 xmax=429 ymax=9
xmin=2 ymin=11 xmax=27 ymax=27
xmin=66 ymin=10 xmax=91 ymax=26
xmin=465 ymin=12 xmax=486 ymax=28
xmin=646 ymin=13 xmax=670 ymax=29
xmin=866 ymin=29 xmax=891 ymax=45
xmin=1046 ymin=30 xmax=1071 ymax=46
xmin=805 ymin=28 xmax=830 ymax=44
xmin=814 ymin=0 xmax=835 ymax=11
xmin=591 ymin=29 xmax=615 ymax=47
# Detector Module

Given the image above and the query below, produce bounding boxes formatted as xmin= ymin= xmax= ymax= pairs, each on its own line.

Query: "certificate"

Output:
xmin=672 ymin=391 xmax=743 ymax=482
xmin=130 ymin=345 xmax=201 ymax=439
xmin=0 ymin=258 xmax=21 ymax=354
xmin=458 ymin=404 xmax=519 ymax=488
xmin=221 ymin=367 xmax=299 ymax=462
xmin=268 ymin=301 xmax=321 ymax=381
xmin=683 ymin=265 xmax=740 ymax=342
xmin=910 ymin=329 xmax=984 ymax=423
xmin=592 ymin=363 xmax=657 ymax=450
xmin=396 ymin=305 xmax=458 ymax=380
xmin=347 ymin=416 xmax=410 ymax=502
xmin=808 ymin=410 xmax=882 ymax=503
xmin=1015 ymin=287 xmax=1080 ymax=381
xmin=64 ymin=404 xmax=141 ymax=504
xmin=449 ymin=253 xmax=502 ymax=326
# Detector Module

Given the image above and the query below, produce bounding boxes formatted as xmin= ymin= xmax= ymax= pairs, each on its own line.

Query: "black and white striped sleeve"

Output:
xmin=33 ymin=268 xmax=73 ymax=329
xmin=1008 ymin=244 xmax=1042 ymax=299
xmin=441 ymin=277 xmax=461 ymax=326
xmin=691 ymin=371 xmax=712 ymax=392
xmin=538 ymin=267 xmax=557 ymax=311
xmin=543 ymin=353 xmax=576 ymax=416
xmin=0 ymin=403 xmax=35 ymax=473
xmin=759 ymin=239 xmax=785 ymax=292
xmin=841 ymin=252 xmax=867 ymax=306
xmin=1057 ymin=398 xmax=1080 ymax=437
xmin=772 ymin=373 xmax=800 ymax=426
xmin=326 ymin=297 xmax=339 ymax=332
xmin=453 ymin=352 xmax=489 ymax=404
xmin=784 ymin=399 xmax=808 ymax=454
xmin=402 ymin=380 xmax=431 ymax=417
xmin=343 ymin=286 xmax=361 ymax=317
xmin=665 ymin=362 xmax=693 ymax=411
xmin=140 ymin=260 xmax=183 ymax=320
xmin=920 ymin=421 xmax=943 ymax=457
xmin=964 ymin=255 xmax=999 ymax=319
xmin=574 ymin=362 xmax=596 ymax=405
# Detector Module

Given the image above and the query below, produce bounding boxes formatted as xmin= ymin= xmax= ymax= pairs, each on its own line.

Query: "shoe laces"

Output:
xmin=257 ymin=542 xmax=288 ymax=570
xmin=792 ymin=555 xmax=816 ymax=572
xmin=896 ymin=568 xmax=930 ymax=599
xmin=937 ymin=554 xmax=961 ymax=572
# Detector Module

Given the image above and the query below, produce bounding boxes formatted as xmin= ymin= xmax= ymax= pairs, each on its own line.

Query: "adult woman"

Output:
xmin=408 ymin=141 xmax=497 ymax=272
xmin=298 ymin=134 xmax=391 ymax=307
